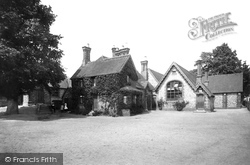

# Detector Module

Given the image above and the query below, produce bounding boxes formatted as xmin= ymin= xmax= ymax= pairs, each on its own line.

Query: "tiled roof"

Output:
xmin=175 ymin=63 xmax=196 ymax=87
xmin=196 ymin=82 xmax=213 ymax=97
xmin=156 ymin=61 xmax=243 ymax=95
xmin=71 ymin=55 xmax=138 ymax=81
xmin=148 ymin=68 xmax=163 ymax=82
xmin=136 ymin=71 xmax=154 ymax=90
xmin=202 ymin=73 xmax=243 ymax=93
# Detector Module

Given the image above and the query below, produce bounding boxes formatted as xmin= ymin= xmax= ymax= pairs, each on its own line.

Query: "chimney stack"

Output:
xmin=82 ymin=45 xmax=91 ymax=66
xmin=112 ymin=47 xmax=130 ymax=57
xmin=141 ymin=60 xmax=148 ymax=81
xmin=112 ymin=47 xmax=117 ymax=57
xmin=196 ymin=60 xmax=202 ymax=83
xmin=204 ymin=71 xmax=209 ymax=86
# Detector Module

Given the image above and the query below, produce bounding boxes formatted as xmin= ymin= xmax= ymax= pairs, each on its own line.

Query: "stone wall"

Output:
xmin=227 ymin=94 xmax=237 ymax=108
xmin=214 ymin=93 xmax=240 ymax=109
xmin=214 ymin=94 xmax=223 ymax=108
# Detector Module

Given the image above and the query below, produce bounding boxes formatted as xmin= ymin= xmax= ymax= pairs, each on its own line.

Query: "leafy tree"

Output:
xmin=195 ymin=43 xmax=250 ymax=97
xmin=0 ymin=0 xmax=65 ymax=114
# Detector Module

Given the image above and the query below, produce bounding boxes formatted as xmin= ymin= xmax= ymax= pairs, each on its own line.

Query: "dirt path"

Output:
xmin=1 ymin=109 xmax=250 ymax=165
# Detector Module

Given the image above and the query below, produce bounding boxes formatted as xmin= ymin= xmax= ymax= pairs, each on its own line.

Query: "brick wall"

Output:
xmin=157 ymin=67 xmax=196 ymax=109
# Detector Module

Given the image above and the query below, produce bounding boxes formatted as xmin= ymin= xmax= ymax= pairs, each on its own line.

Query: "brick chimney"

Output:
xmin=112 ymin=47 xmax=130 ymax=57
xmin=82 ymin=45 xmax=91 ymax=66
xmin=196 ymin=60 xmax=202 ymax=84
xmin=141 ymin=60 xmax=148 ymax=81
xmin=204 ymin=71 xmax=209 ymax=86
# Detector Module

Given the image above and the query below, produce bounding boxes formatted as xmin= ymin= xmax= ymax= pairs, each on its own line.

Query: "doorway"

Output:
xmin=196 ymin=94 xmax=204 ymax=109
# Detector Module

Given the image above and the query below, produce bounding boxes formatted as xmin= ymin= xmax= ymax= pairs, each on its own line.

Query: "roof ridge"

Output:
xmin=105 ymin=54 xmax=131 ymax=61
xmin=208 ymin=72 xmax=243 ymax=77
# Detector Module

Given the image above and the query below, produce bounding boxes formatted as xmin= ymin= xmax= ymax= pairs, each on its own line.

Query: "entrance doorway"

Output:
xmin=196 ymin=94 xmax=204 ymax=109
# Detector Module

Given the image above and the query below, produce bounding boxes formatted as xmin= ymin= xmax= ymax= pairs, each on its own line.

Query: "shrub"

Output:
xmin=157 ymin=98 xmax=164 ymax=110
xmin=173 ymin=100 xmax=189 ymax=111
xmin=130 ymin=103 xmax=144 ymax=115
xmin=247 ymin=101 xmax=250 ymax=111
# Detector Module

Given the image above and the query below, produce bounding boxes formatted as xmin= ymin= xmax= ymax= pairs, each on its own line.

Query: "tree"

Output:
xmin=0 ymin=0 xmax=65 ymax=114
xmin=195 ymin=43 xmax=250 ymax=97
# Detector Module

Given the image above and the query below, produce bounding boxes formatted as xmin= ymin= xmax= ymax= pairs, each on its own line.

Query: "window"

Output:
xmin=172 ymin=67 xmax=177 ymax=75
xmin=93 ymin=78 xmax=97 ymax=87
xmin=80 ymin=95 xmax=84 ymax=104
xmin=133 ymin=95 xmax=137 ymax=104
xmin=123 ymin=96 xmax=127 ymax=104
xmin=79 ymin=80 xmax=83 ymax=87
xmin=167 ymin=81 xmax=182 ymax=100
xmin=127 ymin=75 xmax=130 ymax=84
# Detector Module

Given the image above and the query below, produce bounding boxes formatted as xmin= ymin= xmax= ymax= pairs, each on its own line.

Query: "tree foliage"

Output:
xmin=0 ymin=0 xmax=65 ymax=114
xmin=195 ymin=43 xmax=250 ymax=97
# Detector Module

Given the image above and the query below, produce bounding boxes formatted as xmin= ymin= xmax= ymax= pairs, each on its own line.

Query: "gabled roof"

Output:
xmin=195 ymin=82 xmax=213 ymax=97
xmin=202 ymin=73 xmax=243 ymax=93
xmin=155 ymin=62 xmax=197 ymax=92
xmin=148 ymin=68 xmax=163 ymax=82
xmin=136 ymin=71 xmax=154 ymax=90
xmin=71 ymin=55 xmax=138 ymax=81
xmin=156 ymin=61 xmax=243 ymax=95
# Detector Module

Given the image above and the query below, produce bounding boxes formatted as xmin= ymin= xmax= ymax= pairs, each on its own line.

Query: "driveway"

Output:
xmin=1 ymin=108 xmax=250 ymax=165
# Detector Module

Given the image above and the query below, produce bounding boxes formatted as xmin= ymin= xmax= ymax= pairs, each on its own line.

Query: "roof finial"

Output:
xmin=87 ymin=43 xmax=90 ymax=47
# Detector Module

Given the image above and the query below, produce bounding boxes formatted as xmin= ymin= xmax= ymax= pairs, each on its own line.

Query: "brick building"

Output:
xmin=155 ymin=61 xmax=243 ymax=110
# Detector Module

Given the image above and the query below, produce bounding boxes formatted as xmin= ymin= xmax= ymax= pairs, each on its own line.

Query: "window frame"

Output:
xmin=166 ymin=80 xmax=183 ymax=101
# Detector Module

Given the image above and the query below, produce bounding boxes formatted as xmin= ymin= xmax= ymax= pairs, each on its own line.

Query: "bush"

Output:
xmin=157 ymin=98 xmax=164 ymax=110
xmin=247 ymin=101 xmax=250 ymax=111
xmin=173 ymin=100 xmax=189 ymax=111
xmin=130 ymin=103 xmax=144 ymax=115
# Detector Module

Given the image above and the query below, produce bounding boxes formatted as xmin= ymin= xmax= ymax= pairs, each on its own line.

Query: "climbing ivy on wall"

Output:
xmin=95 ymin=73 xmax=127 ymax=113
xmin=71 ymin=71 xmax=144 ymax=115
xmin=71 ymin=77 xmax=94 ymax=114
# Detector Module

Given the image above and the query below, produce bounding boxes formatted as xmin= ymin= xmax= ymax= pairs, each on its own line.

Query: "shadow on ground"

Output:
xmin=0 ymin=106 xmax=151 ymax=121
xmin=0 ymin=106 xmax=88 ymax=121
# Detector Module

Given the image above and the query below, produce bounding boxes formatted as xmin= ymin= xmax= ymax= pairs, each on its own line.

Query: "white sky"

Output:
xmin=41 ymin=0 xmax=250 ymax=78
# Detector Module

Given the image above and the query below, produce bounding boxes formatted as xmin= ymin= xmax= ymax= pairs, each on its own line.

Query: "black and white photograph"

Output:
xmin=0 ymin=0 xmax=250 ymax=164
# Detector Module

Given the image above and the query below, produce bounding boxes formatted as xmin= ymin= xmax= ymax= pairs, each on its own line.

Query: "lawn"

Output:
xmin=1 ymin=108 xmax=250 ymax=165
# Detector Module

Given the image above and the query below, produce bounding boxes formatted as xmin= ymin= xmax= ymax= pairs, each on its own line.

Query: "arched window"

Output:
xmin=166 ymin=81 xmax=183 ymax=100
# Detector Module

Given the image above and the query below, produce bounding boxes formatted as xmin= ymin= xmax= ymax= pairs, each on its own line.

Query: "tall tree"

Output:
xmin=0 ymin=0 xmax=65 ymax=114
xmin=195 ymin=43 xmax=250 ymax=97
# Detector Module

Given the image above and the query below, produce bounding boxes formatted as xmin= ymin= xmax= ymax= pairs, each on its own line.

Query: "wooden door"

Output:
xmin=196 ymin=94 xmax=204 ymax=109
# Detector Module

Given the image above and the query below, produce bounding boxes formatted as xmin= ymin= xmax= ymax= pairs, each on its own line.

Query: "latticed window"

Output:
xmin=166 ymin=81 xmax=183 ymax=100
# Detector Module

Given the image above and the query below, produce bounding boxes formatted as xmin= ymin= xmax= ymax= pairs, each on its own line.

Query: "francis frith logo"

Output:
xmin=188 ymin=12 xmax=237 ymax=41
